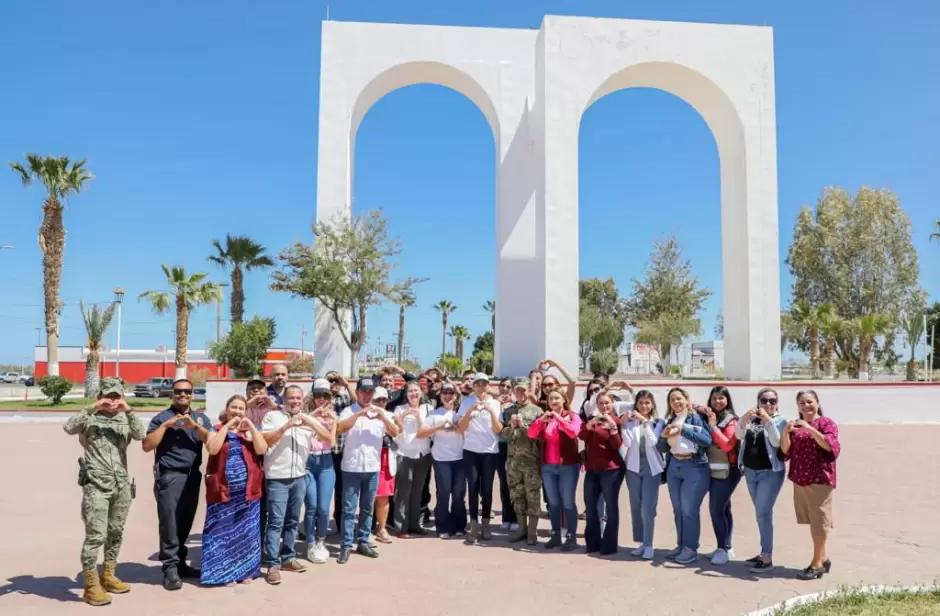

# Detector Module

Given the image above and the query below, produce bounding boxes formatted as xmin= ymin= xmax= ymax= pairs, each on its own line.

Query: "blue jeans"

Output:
xmin=744 ymin=467 xmax=785 ymax=557
xmin=709 ymin=466 xmax=742 ymax=551
xmin=304 ymin=453 xmax=336 ymax=543
xmin=584 ymin=468 xmax=625 ymax=553
xmin=626 ymin=470 xmax=661 ymax=546
xmin=433 ymin=459 xmax=467 ymax=534
xmin=542 ymin=464 xmax=580 ymax=536
xmin=340 ymin=471 xmax=379 ymax=549
xmin=263 ymin=477 xmax=306 ymax=566
xmin=666 ymin=459 xmax=710 ymax=551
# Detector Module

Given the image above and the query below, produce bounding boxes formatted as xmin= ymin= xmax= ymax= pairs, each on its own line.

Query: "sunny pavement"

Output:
xmin=0 ymin=423 xmax=937 ymax=615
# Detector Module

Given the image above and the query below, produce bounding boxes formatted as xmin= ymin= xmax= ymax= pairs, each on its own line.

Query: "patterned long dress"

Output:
xmin=201 ymin=433 xmax=262 ymax=585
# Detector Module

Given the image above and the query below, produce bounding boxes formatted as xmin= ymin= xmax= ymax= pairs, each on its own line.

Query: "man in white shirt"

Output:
xmin=335 ymin=378 xmax=399 ymax=564
xmin=260 ymin=385 xmax=321 ymax=585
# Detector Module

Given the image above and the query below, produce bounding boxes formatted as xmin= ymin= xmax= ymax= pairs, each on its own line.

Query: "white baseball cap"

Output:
xmin=472 ymin=373 xmax=490 ymax=384
xmin=312 ymin=378 xmax=331 ymax=394
xmin=374 ymin=386 xmax=389 ymax=400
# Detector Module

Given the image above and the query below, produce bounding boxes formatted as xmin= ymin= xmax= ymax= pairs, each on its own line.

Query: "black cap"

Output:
xmin=356 ymin=377 xmax=376 ymax=391
xmin=403 ymin=372 xmax=417 ymax=382
xmin=246 ymin=378 xmax=266 ymax=388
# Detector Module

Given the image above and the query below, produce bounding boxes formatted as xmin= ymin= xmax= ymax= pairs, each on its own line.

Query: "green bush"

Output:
xmin=38 ymin=375 xmax=73 ymax=405
xmin=589 ymin=348 xmax=620 ymax=376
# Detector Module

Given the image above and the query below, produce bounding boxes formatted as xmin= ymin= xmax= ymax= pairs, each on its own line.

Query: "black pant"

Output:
xmin=496 ymin=442 xmax=517 ymax=523
xmin=154 ymin=468 xmax=201 ymax=573
xmin=420 ymin=463 xmax=432 ymax=516
xmin=584 ymin=468 xmax=625 ymax=554
xmin=332 ymin=451 xmax=344 ymax=527
xmin=463 ymin=450 xmax=498 ymax=521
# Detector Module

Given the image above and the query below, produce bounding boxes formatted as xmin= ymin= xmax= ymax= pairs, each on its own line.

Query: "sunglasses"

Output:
xmin=759 ymin=397 xmax=778 ymax=405
xmin=173 ymin=389 xmax=193 ymax=395
xmin=312 ymin=393 xmax=330 ymax=399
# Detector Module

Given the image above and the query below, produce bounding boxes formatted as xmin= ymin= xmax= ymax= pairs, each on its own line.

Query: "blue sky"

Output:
xmin=1 ymin=0 xmax=938 ymax=369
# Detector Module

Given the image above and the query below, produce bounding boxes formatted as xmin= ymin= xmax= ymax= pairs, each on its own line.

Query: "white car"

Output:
xmin=1 ymin=372 xmax=22 ymax=383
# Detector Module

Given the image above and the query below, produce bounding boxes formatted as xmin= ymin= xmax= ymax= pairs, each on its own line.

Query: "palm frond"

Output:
xmin=80 ymin=300 xmax=117 ymax=347
xmin=138 ymin=290 xmax=172 ymax=314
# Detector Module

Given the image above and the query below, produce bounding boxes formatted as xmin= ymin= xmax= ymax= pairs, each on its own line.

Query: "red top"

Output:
xmin=783 ymin=416 xmax=840 ymax=488
xmin=528 ymin=411 xmax=581 ymax=465
xmin=205 ymin=429 xmax=264 ymax=504
xmin=709 ymin=417 xmax=739 ymax=465
xmin=578 ymin=417 xmax=626 ymax=471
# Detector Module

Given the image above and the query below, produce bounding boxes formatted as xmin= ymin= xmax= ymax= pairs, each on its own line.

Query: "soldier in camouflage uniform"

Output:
xmin=63 ymin=378 xmax=145 ymax=607
xmin=499 ymin=377 xmax=543 ymax=545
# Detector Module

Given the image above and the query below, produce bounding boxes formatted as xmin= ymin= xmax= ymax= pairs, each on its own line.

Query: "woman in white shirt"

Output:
xmin=417 ymin=382 xmax=466 ymax=539
xmin=619 ymin=390 xmax=665 ymax=560
xmin=392 ymin=382 xmax=433 ymax=538
xmin=456 ymin=373 xmax=503 ymax=544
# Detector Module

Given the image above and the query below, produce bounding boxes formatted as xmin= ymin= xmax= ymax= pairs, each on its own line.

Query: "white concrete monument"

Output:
xmin=315 ymin=15 xmax=782 ymax=380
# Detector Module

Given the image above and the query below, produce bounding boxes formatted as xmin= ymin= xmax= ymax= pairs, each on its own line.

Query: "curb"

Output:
xmin=744 ymin=584 xmax=939 ymax=615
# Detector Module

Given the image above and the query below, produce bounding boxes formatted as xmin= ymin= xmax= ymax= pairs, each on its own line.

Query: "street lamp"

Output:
xmin=216 ymin=283 xmax=230 ymax=343
xmin=114 ymin=288 xmax=125 ymax=378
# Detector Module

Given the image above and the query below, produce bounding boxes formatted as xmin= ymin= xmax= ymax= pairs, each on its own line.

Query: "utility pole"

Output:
xmin=300 ymin=324 xmax=307 ymax=356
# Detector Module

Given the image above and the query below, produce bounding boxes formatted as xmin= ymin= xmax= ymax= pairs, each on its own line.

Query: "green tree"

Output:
xmin=209 ymin=316 xmax=277 ymax=378
xmin=393 ymin=289 xmax=416 ymax=364
xmin=433 ymin=300 xmax=457 ymax=358
xmin=79 ymin=300 xmax=117 ymax=398
xmin=818 ymin=311 xmax=844 ymax=378
xmin=208 ymin=234 xmax=273 ymax=326
xmin=589 ymin=347 xmax=620 ymax=376
xmin=926 ymin=302 xmax=940 ymax=371
xmin=38 ymin=375 xmax=73 ymax=405
xmin=626 ymin=236 xmax=709 ymax=364
xmin=270 ymin=210 xmax=421 ymax=377
xmin=400 ymin=358 xmax=422 ymax=374
xmin=787 ymin=187 xmax=921 ymax=375
xmin=449 ymin=325 xmax=471 ymax=363
xmin=898 ymin=292 xmax=928 ymax=381
xmin=581 ymin=278 xmax=630 ymax=329
xmin=579 ymin=299 xmax=623 ymax=371
xmin=472 ymin=331 xmax=494 ymax=356
xmin=855 ymin=313 xmax=894 ymax=378
xmin=469 ymin=350 xmax=493 ymax=375
xmin=437 ymin=353 xmax=464 ymax=377
xmin=790 ymin=301 xmax=836 ymax=377
xmin=139 ymin=265 xmax=223 ymax=379
xmin=9 ymin=155 xmax=94 ymax=376
xmin=483 ymin=300 xmax=495 ymax=334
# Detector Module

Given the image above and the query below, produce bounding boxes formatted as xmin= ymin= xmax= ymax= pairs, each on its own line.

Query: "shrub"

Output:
xmin=589 ymin=348 xmax=620 ymax=376
xmin=188 ymin=368 xmax=209 ymax=387
xmin=38 ymin=375 xmax=73 ymax=405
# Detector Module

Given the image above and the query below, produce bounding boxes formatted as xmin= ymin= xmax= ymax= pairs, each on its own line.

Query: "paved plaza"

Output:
xmin=0 ymin=423 xmax=937 ymax=615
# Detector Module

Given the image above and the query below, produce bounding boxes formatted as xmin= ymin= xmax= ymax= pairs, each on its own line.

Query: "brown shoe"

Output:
xmin=101 ymin=561 xmax=130 ymax=594
xmin=281 ymin=559 xmax=307 ymax=573
xmin=82 ymin=570 xmax=112 ymax=606
xmin=265 ymin=567 xmax=281 ymax=585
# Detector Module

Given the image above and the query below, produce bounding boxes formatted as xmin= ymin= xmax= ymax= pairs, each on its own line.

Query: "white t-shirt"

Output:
xmin=582 ymin=393 xmax=635 ymax=419
xmin=262 ymin=410 xmax=313 ymax=479
xmin=393 ymin=403 xmax=432 ymax=459
xmin=339 ymin=403 xmax=394 ymax=473
xmin=425 ymin=408 xmax=464 ymax=462
xmin=456 ymin=395 xmax=501 ymax=454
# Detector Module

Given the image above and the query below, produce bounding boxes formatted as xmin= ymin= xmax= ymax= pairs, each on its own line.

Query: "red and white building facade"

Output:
xmin=33 ymin=346 xmax=312 ymax=384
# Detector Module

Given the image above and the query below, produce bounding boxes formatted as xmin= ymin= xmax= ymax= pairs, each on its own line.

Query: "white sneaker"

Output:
xmin=439 ymin=533 xmax=450 ymax=539
xmin=726 ymin=548 xmax=736 ymax=561
xmin=710 ymin=548 xmax=729 ymax=566
xmin=642 ymin=547 xmax=654 ymax=560
xmin=509 ymin=523 xmax=519 ymax=532
xmin=666 ymin=545 xmax=683 ymax=559
xmin=500 ymin=522 xmax=511 ymax=531
xmin=675 ymin=547 xmax=700 ymax=564
xmin=631 ymin=544 xmax=646 ymax=557
xmin=305 ymin=542 xmax=318 ymax=563
xmin=312 ymin=540 xmax=329 ymax=564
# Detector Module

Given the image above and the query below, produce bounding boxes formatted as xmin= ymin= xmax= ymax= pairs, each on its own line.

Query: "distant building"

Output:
xmin=617 ymin=340 xmax=724 ymax=376
xmin=33 ymin=346 xmax=312 ymax=384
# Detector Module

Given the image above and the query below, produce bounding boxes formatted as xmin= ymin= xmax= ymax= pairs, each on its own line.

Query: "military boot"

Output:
xmin=526 ymin=515 xmax=539 ymax=546
xmin=101 ymin=561 xmax=130 ymax=594
xmin=465 ymin=520 xmax=480 ymax=545
xmin=480 ymin=518 xmax=493 ymax=541
xmin=508 ymin=509 xmax=528 ymax=543
xmin=82 ymin=570 xmax=112 ymax=606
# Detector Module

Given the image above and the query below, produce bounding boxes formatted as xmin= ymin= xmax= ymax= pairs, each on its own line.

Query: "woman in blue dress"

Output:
xmin=202 ymin=395 xmax=268 ymax=586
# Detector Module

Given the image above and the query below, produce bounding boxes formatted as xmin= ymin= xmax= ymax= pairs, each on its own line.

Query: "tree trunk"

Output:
xmin=397 ymin=305 xmax=405 ymax=364
xmin=85 ymin=349 xmax=100 ymax=398
xmin=809 ymin=327 xmax=820 ymax=377
xmin=40 ymin=196 xmax=65 ymax=376
xmin=352 ymin=307 xmax=367 ymax=378
xmin=231 ymin=267 xmax=244 ymax=325
xmin=905 ymin=357 xmax=917 ymax=381
xmin=858 ymin=338 xmax=872 ymax=380
xmin=823 ymin=335 xmax=835 ymax=378
xmin=175 ymin=298 xmax=189 ymax=380
xmin=441 ymin=316 xmax=447 ymax=358
xmin=456 ymin=339 xmax=464 ymax=363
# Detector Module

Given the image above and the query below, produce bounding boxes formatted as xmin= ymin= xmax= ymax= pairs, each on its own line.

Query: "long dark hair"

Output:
xmin=796 ymin=389 xmax=823 ymax=418
xmin=706 ymin=385 xmax=737 ymax=421
xmin=632 ymin=389 xmax=659 ymax=420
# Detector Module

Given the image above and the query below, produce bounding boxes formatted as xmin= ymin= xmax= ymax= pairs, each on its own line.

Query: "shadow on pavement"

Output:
xmin=0 ymin=574 xmax=80 ymax=603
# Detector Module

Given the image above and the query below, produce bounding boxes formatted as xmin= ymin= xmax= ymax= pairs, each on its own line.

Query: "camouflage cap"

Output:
xmin=512 ymin=377 xmax=530 ymax=389
xmin=99 ymin=378 xmax=125 ymax=396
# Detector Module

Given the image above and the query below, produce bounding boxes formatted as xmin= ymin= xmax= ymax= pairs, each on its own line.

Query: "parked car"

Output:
xmin=133 ymin=377 xmax=174 ymax=398
xmin=193 ymin=387 xmax=206 ymax=401
xmin=22 ymin=376 xmax=35 ymax=387
xmin=1 ymin=372 xmax=22 ymax=383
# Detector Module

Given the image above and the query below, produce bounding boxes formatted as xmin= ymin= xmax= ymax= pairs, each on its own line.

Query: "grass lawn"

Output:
xmin=780 ymin=589 xmax=940 ymax=615
xmin=0 ymin=397 xmax=177 ymax=411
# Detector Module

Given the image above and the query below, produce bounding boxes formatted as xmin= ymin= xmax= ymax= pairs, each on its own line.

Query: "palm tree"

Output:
xmin=483 ymin=300 xmax=496 ymax=334
xmin=818 ymin=312 xmax=843 ymax=379
xmin=899 ymin=312 xmax=925 ymax=381
xmin=9 ymin=155 xmax=94 ymax=376
xmin=80 ymin=300 xmax=116 ymax=398
xmin=449 ymin=325 xmax=471 ymax=363
xmin=855 ymin=313 xmax=893 ymax=379
xmin=394 ymin=290 xmax=416 ymax=364
xmin=433 ymin=300 xmax=457 ymax=357
xmin=790 ymin=301 xmax=835 ymax=377
xmin=208 ymin=234 xmax=273 ymax=325
xmin=139 ymin=265 xmax=223 ymax=379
